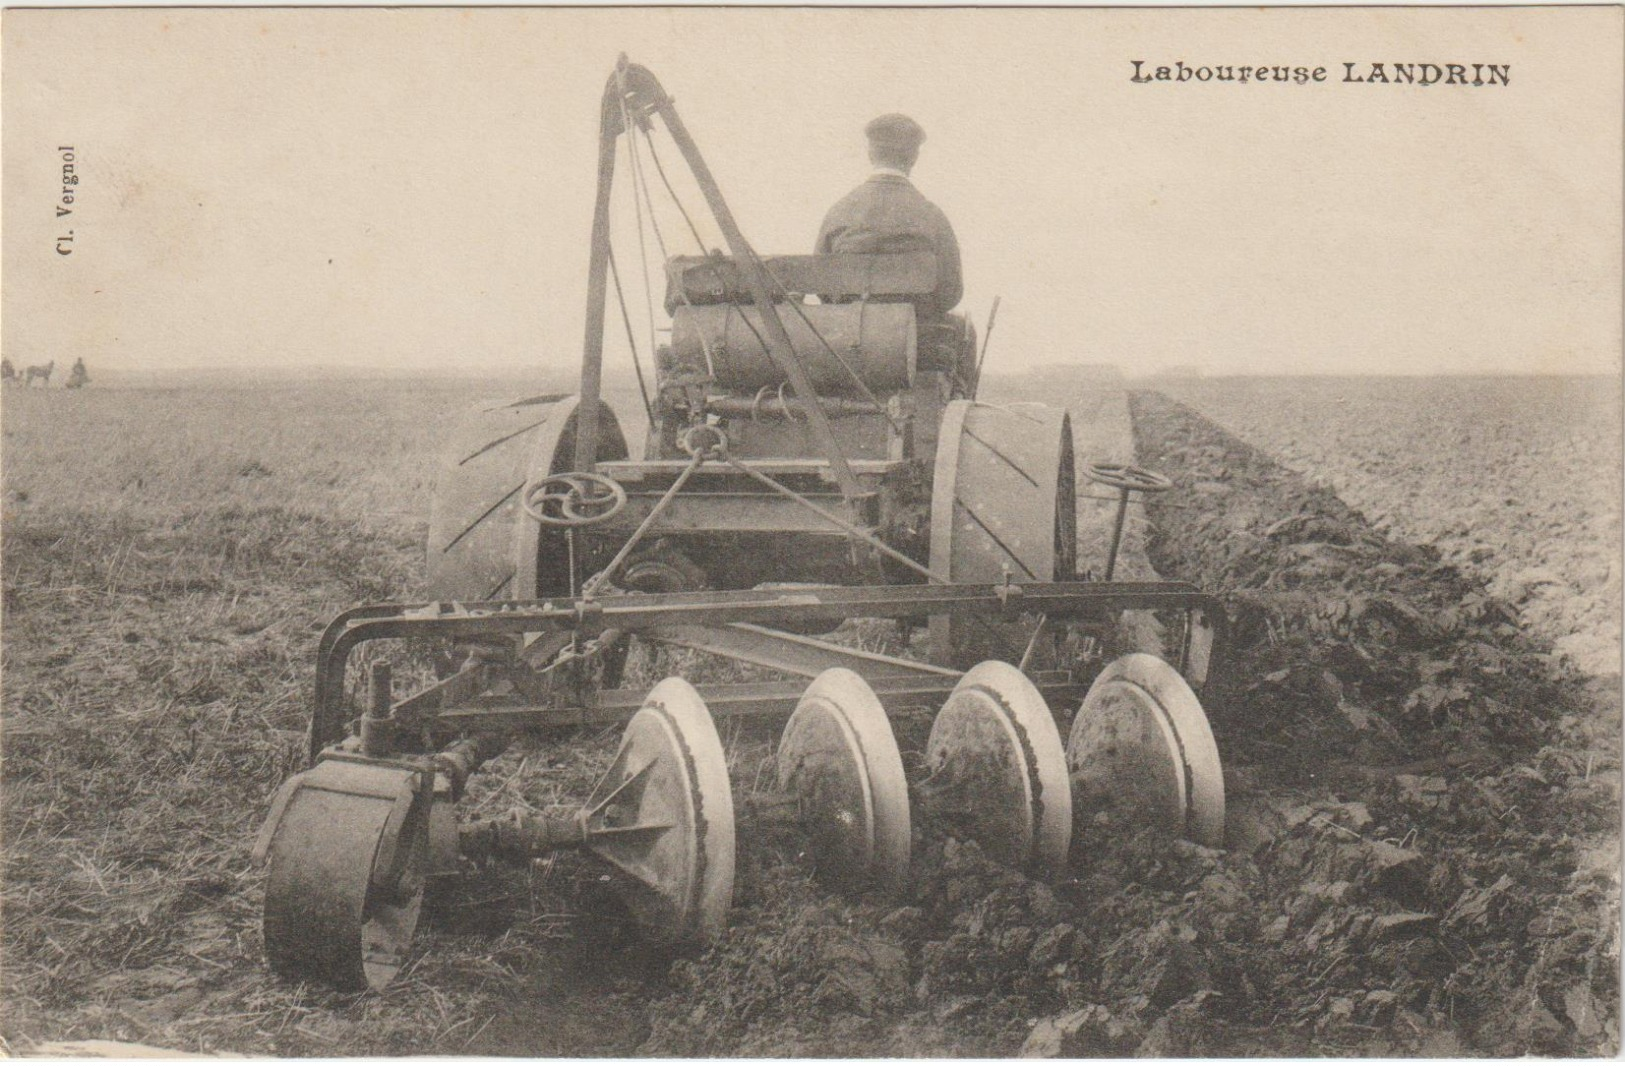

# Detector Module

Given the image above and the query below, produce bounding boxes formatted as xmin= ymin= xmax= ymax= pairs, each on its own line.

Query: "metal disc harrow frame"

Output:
xmin=257 ymin=631 xmax=1227 ymax=990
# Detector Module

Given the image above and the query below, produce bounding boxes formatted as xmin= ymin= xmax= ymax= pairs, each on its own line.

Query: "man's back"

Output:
xmin=817 ymin=173 xmax=963 ymax=317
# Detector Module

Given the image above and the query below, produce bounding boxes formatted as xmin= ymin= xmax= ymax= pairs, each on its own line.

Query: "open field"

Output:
xmin=2 ymin=374 xmax=1618 ymax=1056
xmin=1155 ymin=376 xmax=1622 ymax=677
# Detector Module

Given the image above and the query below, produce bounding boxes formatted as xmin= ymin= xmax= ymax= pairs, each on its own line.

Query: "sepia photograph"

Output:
xmin=1 ymin=5 xmax=1620 ymax=1057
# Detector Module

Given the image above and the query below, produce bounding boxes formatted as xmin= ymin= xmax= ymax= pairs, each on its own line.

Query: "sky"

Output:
xmin=3 ymin=6 xmax=1621 ymax=378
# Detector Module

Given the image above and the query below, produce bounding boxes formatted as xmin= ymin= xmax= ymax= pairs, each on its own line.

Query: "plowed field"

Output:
xmin=1 ymin=375 xmax=1617 ymax=1057
xmin=1154 ymin=376 xmax=1621 ymax=678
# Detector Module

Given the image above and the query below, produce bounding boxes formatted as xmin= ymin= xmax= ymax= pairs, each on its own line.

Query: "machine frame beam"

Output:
xmin=308 ymin=579 xmax=1226 ymax=758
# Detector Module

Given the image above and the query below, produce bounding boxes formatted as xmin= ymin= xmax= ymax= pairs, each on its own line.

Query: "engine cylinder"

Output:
xmin=670 ymin=302 xmax=916 ymax=394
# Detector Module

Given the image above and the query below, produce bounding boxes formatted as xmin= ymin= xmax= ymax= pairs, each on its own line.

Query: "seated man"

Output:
xmin=815 ymin=113 xmax=963 ymax=320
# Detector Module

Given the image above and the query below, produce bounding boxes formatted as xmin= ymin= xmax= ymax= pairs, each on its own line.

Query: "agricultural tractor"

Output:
xmin=253 ymin=59 xmax=1228 ymax=991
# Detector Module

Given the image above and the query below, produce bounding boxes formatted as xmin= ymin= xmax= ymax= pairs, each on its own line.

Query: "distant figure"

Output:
xmin=816 ymin=113 xmax=963 ymax=318
xmin=66 ymin=358 xmax=89 ymax=389
xmin=1 ymin=359 xmax=14 ymax=383
xmin=24 ymin=360 xmax=54 ymax=387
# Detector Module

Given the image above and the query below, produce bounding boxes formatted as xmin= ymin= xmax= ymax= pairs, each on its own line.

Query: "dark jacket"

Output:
xmin=815 ymin=173 xmax=963 ymax=316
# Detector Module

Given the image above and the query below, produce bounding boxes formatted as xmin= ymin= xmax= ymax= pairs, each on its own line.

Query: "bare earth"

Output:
xmin=1153 ymin=376 xmax=1622 ymax=677
xmin=1 ymin=373 xmax=1617 ymax=1056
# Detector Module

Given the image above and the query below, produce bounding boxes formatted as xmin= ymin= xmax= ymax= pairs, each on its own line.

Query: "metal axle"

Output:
xmin=459 ymin=810 xmax=590 ymax=862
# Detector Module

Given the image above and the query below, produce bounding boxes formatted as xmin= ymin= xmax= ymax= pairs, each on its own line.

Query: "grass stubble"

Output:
xmin=0 ymin=376 xmax=903 ymax=1056
xmin=0 ymin=379 xmax=634 ymax=1055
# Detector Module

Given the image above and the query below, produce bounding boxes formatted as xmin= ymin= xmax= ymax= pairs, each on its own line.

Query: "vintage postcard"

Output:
xmin=2 ymin=6 xmax=1620 ymax=1058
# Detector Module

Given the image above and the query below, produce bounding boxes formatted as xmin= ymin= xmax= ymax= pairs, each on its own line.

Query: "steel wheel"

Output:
xmin=426 ymin=394 xmax=627 ymax=603
xmin=255 ymin=761 xmax=430 ymax=991
xmin=1067 ymin=652 xmax=1225 ymax=847
xmin=928 ymin=400 xmax=1076 ymax=667
xmin=922 ymin=660 xmax=1071 ymax=878
xmin=778 ymin=668 xmax=911 ymax=898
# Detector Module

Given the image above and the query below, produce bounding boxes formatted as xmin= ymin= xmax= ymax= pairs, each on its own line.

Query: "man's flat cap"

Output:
xmin=865 ymin=113 xmax=925 ymax=150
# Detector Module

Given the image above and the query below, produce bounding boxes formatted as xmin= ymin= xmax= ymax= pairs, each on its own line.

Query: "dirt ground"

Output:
xmin=1154 ymin=376 xmax=1622 ymax=677
xmin=2 ymin=376 xmax=1618 ymax=1056
xmin=629 ymin=389 xmax=1621 ymax=1057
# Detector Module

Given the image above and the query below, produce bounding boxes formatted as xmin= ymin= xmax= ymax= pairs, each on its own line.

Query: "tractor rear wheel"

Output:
xmin=426 ymin=394 xmax=628 ymax=603
xmin=928 ymin=400 xmax=1076 ymax=667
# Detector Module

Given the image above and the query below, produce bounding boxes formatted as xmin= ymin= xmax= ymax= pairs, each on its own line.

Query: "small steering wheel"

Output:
xmin=1086 ymin=463 xmax=1174 ymax=494
xmin=522 ymin=472 xmax=628 ymax=527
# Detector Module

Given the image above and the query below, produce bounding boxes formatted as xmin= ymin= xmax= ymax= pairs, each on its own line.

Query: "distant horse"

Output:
xmin=24 ymin=361 xmax=54 ymax=387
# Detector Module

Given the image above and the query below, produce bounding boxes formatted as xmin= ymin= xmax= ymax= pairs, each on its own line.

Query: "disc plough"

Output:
xmin=252 ymin=57 xmax=1234 ymax=992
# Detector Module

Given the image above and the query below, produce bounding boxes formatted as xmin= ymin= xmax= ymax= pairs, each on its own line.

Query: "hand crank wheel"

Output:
xmin=922 ymin=660 xmax=1072 ymax=879
xmin=777 ymin=668 xmax=911 ymax=898
xmin=582 ymin=676 xmax=735 ymax=946
xmin=255 ymin=761 xmax=429 ymax=991
xmin=1067 ymin=652 xmax=1225 ymax=847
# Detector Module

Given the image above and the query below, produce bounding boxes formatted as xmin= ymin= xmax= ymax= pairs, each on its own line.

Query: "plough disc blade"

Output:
xmin=584 ymin=676 xmax=735 ymax=946
xmin=778 ymin=668 xmax=912 ymax=898
xmin=923 ymin=660 xmax=1072 ymax=879
xmin=1067 ymin=652 xmax=1225 ymax=847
